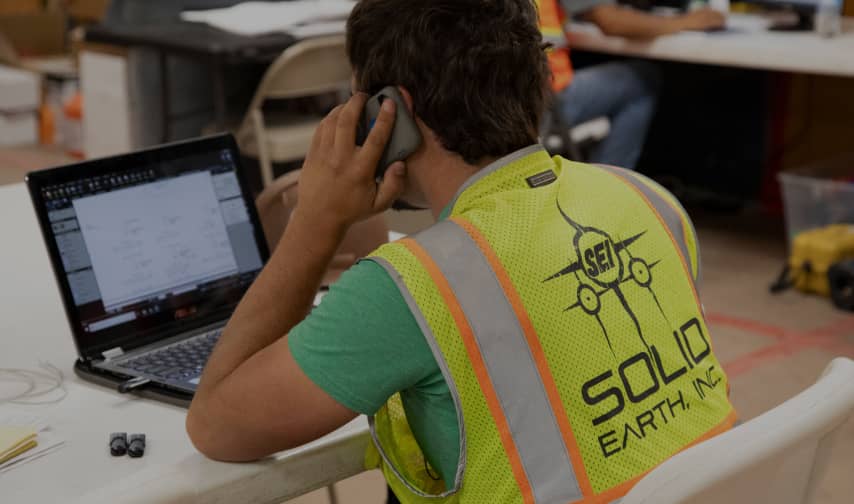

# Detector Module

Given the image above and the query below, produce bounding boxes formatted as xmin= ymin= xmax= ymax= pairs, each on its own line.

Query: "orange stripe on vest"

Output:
xmin=401 ymin=238 xmax=537 ymax=504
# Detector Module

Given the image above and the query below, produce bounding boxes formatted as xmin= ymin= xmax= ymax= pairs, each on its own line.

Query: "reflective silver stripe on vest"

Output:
xmin=644 ymin=176 xmax=704 ymax=287
xmin=413 ymin=220 xmax=583 ymax=504
xmin=596 ymin=165 xmax=696 ymax=287
xmin=630 ymin=172 xmax=703 ymax=287
xmin=366 ymin=256 xmax=467 ymax=499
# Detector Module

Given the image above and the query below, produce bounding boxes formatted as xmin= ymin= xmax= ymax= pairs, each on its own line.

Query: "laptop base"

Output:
xmin=74 ymin=359 xmax=192 ymax=408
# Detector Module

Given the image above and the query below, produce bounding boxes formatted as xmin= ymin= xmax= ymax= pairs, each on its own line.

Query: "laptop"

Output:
xmin=26 ymin=134 xmax=270 ymax=406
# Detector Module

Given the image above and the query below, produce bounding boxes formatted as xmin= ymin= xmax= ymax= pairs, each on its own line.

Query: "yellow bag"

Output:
xmin=772 ymin=225 xmax=854 ymax=296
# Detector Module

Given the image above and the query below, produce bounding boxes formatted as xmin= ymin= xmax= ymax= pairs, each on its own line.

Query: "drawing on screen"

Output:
xmin=73 ymin=171 xmax=238 ymax=310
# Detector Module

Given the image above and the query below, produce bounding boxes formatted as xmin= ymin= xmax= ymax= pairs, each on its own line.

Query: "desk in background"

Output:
xmin=566 ymin=19 xmax=854 ymax=78
xmin=566 ymin=19 xmax=854 ymax=209
xmin=82 ymin=21 xmax=296 ymax=156
xmin=0 ymin=182 xmax=370 ymax=504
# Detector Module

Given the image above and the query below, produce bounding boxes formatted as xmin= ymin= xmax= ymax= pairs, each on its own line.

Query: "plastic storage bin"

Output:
xmin=779 ymin=155 xmax=854 ymax=245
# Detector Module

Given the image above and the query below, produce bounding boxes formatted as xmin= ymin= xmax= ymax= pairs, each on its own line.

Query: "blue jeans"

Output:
xmin=556 ymin=60 xmax=661 ymax=170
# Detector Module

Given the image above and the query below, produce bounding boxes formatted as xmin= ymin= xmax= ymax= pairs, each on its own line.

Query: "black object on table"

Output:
xmin=109 ymin=432 xmax=128 ymax=456
xmin=829 ymin=259 xmax=854 ymax=312
xmin=84 ymin=21 xmax=297 ymax=142
xmin=128 ymin=434 xmax=147 ymax=458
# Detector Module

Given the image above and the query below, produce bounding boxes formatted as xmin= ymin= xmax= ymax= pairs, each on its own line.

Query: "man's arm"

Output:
xmin=186 ymin=94 xmax=406 ymax=462
xmin=581 ymin=4 xmax=725 ymax=38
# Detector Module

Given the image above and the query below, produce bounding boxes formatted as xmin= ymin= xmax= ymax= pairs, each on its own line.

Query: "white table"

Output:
xmin=567 ymin=18 xmax=854 ymax=77
xmin=0 ymin=183 xmax=370 ymax=504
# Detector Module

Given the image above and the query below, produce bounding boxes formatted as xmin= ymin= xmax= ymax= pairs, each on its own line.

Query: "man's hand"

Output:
xmin=676 ymin=8 xmax=727 ymax=32
xmin=295 ymin=93 xmax=407 ymax=238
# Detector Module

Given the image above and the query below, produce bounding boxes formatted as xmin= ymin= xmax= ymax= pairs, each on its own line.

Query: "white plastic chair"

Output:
xmin=237 ymin=35 xmax=351 ymax=188
xmin=622 ymin=357 xmax=854 ymax=504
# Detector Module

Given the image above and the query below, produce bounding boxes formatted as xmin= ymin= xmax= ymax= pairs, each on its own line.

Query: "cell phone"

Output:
xmin=356 ymin=86 xmax=423 ymax=179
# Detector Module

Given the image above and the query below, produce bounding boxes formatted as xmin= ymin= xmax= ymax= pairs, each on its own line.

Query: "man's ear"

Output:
xmin=397 ymin=86 xmax=416 ymax=115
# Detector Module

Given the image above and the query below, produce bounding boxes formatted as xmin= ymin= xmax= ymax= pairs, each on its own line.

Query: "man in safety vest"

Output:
xmin=538 ymin=0 xmax=724 ymax=170
xmin=187 ymin=1 xmax=736 ymax=503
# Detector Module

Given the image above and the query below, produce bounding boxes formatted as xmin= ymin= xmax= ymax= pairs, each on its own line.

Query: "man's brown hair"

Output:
xmin=347 ymin=0 xmax=549 ymax=164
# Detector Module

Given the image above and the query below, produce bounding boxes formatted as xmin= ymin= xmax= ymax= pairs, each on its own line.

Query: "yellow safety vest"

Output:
xmin=537 ymin=0 xmax=574 ymax=92
xmin=366 ymin=145 xmax=736 ymax=504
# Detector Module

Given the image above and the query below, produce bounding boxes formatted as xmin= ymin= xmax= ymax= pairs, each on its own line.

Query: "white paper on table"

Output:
xmin=181 ymin=1 xmax=354 ymax=37
xmin=724 ymin=13 xmax=774 ymax=33
xmin=0 ymin=412 xmax=66 ymax=474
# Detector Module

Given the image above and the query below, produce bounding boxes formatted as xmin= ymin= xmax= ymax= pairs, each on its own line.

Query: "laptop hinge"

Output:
xmin=102 ymin=347 xmax=125 ymax=361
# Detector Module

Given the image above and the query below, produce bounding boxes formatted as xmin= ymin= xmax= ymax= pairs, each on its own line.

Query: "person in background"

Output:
xmin=539 ymin=0 xmax=725 ymax=169
xmin=186 ymin=1 xmax=736 ymax=503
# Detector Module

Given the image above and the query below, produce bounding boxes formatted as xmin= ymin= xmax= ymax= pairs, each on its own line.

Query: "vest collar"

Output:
xmin=446 ymin=144 xmax=555 ymax=215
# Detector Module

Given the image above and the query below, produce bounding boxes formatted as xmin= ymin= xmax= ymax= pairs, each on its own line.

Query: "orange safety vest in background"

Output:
xmin=537 ymin=0 xmax=574 ymax=92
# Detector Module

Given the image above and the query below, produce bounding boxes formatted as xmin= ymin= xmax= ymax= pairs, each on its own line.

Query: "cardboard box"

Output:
xmin=0 ymin=0 xmax=42 ymax=16
xmin=0 ymin=10 xmax=76 ymax=81
xmin=0 ymin=11 xmax=66 ymax=61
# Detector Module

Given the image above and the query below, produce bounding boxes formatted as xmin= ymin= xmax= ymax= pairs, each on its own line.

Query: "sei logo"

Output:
xmin=576 ymin=230 xmax=622 ymax=287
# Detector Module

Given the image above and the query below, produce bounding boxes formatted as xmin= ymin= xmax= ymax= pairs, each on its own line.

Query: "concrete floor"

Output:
xmin=3 ymin=147 xmax=852 ymax=503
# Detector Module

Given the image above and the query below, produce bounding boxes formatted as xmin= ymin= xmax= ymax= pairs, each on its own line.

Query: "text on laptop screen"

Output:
xmin=38 ymin=149 xmax=264 ymax=340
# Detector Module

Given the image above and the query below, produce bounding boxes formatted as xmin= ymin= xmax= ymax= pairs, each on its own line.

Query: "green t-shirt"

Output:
xmin=288 ymin=221 xmax=458 ymax=487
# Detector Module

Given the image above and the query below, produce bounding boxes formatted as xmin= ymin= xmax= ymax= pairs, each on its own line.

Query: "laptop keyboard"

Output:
xmin=118 ymin=328 xmax=222 ymax=381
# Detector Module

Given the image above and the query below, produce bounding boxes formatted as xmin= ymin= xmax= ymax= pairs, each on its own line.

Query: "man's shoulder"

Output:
xmin=288 ymin=256 xmax=438 ymax=415
xmin=561 ymin=161 xmax=685 ymax=210
xmin=330 ymin=257 xmax=407 ymax=305
xmin=295 ymin=256 xmax=416 ymax=337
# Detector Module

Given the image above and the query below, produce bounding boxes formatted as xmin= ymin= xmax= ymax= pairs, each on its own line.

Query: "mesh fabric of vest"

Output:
xmin=367 ymin=151 xmax=734 ymax=503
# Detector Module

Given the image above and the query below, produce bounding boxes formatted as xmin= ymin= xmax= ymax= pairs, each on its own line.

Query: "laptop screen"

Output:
xmin=28 ymin=136 xmax=269 ymax=358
